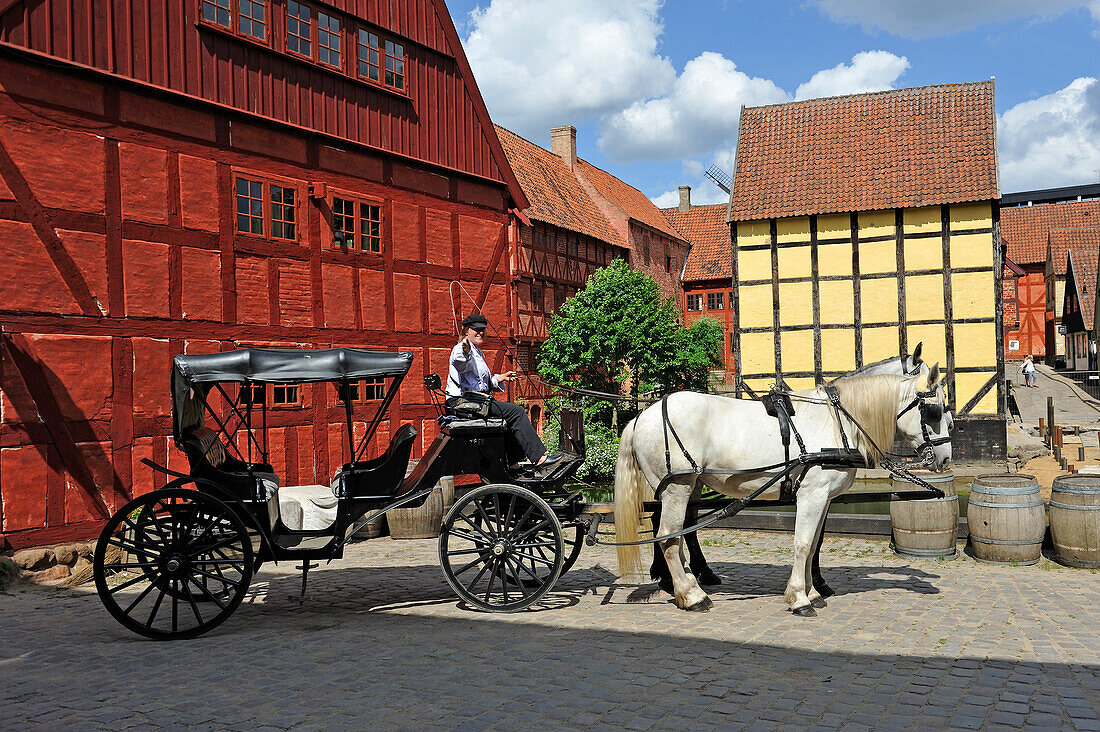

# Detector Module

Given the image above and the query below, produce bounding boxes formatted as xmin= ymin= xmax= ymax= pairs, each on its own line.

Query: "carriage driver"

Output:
xmin=447 ymin=314 xmax=561 ymax=469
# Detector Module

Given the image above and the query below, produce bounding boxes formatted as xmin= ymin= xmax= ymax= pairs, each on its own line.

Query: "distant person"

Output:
xmin=447 ymin=314 xmax=561 ymax=468
xmin=1020 ymin=354 xmax=1037 ymax=387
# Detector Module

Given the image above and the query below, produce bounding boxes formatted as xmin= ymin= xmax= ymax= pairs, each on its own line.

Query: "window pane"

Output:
xmin=239 ymin=0 xmax=265 ymax=40
xmin=384 ymin=40 xmax=405 ymax=89
xmin=358 ymin=30 xmax=380 ymax=81
xmin=235 ymin=177 xmax=264 ymax=235
xmin=202 ymin=0 xmax=231 ymax=27
xmin=333 ymin=197 xmax=354 ymax=247
xmin=287 ymin=0 xmax=311 ymax=56
xmin=318 ymin=12 xmax=340 ymax=66
xmin=270 ymin=185 xmax=296 ymax=240
xmin=360 ymin=203 xmax=382 ymax=253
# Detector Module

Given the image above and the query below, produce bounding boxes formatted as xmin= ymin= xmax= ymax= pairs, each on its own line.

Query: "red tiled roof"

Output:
xmin=494 ymin=125 xmax=625 ymax=248
xmin=1066 ymin=246 xmax=1099 ymax=330
xmin=576 ymin=159 xmax=686 ymax=242
xmin=730 ymin=81 xmax=998 ymax=221
xmin=1002 ymin=200 xmax=1100 ymax=265
xmin=662 ymin=204 xmax=730 ymax=281
xmin=1049 ymin=228 xmax=1100 ymax=276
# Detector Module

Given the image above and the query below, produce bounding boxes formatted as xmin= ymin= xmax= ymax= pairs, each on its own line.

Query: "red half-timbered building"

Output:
xmin=1000 ymin=191 xmax=1100 ymax=364
xmin=0 ymin=0 xmax=529 ymax=550
xmin=662 ymin=188 xmax=734 ymax=382
xmin=495 ymin=124 xmax=688 ymax=417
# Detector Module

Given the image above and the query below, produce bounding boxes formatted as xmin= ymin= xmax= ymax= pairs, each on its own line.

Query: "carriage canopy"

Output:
xmin=171 ymin=348 xmax=414 ymax=435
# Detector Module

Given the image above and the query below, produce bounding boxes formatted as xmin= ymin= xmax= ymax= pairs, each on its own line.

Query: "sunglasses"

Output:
xmin=471 ymin=328 xmax=486 ymax=335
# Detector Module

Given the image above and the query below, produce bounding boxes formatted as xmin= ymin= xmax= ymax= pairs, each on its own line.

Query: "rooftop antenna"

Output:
xmin=705 ymin=164 xmax=732 ymax=194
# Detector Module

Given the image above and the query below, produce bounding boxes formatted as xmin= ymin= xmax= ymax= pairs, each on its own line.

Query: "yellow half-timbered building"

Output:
xmin=728 ymin=81 xmax=1004 ymax=460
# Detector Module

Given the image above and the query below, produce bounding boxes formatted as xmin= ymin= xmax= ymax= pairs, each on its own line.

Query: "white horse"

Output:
xmin=615 ymin=367 xmax=952 ymax=616
xmin=648 ymin=345 xmax=934 ymax=595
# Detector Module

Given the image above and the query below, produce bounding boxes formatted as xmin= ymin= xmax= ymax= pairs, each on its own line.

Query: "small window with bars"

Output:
xmin=286 ymin=0 xmax=312 ymax=57
xmin=707 ymin=292 xmax=724 ymax=311
xmin=201 ymin=0 xmax=231 ymax=28
xmin=270 ymin=185 xmax=296 ymax=240
xmin=384 ymin=39 xmax=405 ymax=90
xmin=235 ymin=175 xmax=299 ymax=241
xmin=238 ymin=0 xmax=265 ymax=39
xmin=272 ymin=385 xmax=300 ymax=406
xmin=331 ymin=196 xmax=383 ymax=253
xmin=686 ymin=294 xmax=703 ymax=312
xmin=317 ymin=11 xmax=341 ymax=67
xmin=357 ymin=30 xmax=380 ymax=82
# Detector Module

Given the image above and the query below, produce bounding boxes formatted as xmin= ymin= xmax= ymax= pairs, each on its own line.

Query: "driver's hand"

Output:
xmin=500 ymin=371 xmax=517 ymax=382
xmin=462 ymin=340 xmax=471 ymax=358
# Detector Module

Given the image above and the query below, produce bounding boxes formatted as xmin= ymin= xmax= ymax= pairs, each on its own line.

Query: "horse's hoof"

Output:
xmin=791 ymin=605 xmax=817 ymax=617
xmin=810 ymin=597 xmax=827 ymax=609
xmin=696 ymin=569 xmax=722 ymax=586
xmin=813 ymin=580 xmax=836 ymax=599
xmin=686 ymin=596 xmax=713 ymax=612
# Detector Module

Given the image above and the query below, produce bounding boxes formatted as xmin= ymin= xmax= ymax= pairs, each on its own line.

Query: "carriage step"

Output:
xmin=290 ymin=561 xmax=318 ymax=605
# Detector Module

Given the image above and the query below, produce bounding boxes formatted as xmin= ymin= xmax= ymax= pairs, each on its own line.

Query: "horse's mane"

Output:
xmin=829 ymin=374 xmax=910 ymax=468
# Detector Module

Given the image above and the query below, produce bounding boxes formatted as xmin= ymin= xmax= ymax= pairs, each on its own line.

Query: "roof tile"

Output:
xmin=730 ymin=81 xmax=999 ymax=221
xmin=661 ymin=204 xmax=730 ymax=281
xmin=1003 ymin=200 xmax=1100 ymax=266
xmin=494 ymin=125 xmax=625 ymax=248
xmin=576 ymin=160 xmax=685 ymax=242
xmin=1066 ymin=244 xmax=1099 ymax=330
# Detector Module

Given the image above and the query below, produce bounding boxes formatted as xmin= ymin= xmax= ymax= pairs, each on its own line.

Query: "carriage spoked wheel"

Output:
xmin=439 ymin=484 xmax=564 ymax=612
xmin=93 ymin=488 xmax=254 ymax=640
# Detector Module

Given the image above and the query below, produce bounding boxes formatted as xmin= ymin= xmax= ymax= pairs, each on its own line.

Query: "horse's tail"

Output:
xmin=615 ymin=418 xmax=649 ymax=579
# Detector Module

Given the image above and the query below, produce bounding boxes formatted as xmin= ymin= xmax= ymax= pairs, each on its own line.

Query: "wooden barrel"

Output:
xmin=388 ymin=459 xmax=453 ymax=540
xmin=967 ymin=474 xmax=1046 ymax=565
xmin=1050 ymin=474 xmax=1100 ymax=568
xmin=890 ymin=471 xmax=958 ymax=558
xmin=351 ymin=511 xmax=387 ymax=540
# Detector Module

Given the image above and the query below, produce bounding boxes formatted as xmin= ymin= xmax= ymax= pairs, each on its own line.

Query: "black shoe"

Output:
xmin=538 ymin=453 xmax=563 ymax=468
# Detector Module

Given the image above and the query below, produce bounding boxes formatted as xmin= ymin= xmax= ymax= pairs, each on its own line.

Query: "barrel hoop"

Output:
xmin=971 ymin=485 xmax=1041 ymax=496
xmin=1051 ymin=486 xmax=1100 ymax=495
xmin=1050 ymin=501 xmax=1100 ymax=511
xmin=967 ymin=499 xmax=1045 ymax=509
xmin=894 ymin=546 xmax=958 ymax=558
xmin=970 ymin=536 xmax=1044 ymax=546
xmin=902 ymin=495 xmax=959 ymax=503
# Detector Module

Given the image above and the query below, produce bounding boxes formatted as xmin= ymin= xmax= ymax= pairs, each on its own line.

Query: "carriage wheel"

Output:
xmin=439 ymin=484 xmax=564 ymax=612
xmin=504 ymin=521 xmax=584 ymax=589
xmin=93 ymin=488 xmax=253 ymax=640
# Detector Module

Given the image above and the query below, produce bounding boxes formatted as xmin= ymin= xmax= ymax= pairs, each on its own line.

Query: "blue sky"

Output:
xmin=446 ymin=0 xmax=1100 ymax=206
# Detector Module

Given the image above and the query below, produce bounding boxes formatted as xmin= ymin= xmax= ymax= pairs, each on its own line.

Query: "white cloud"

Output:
xmin=462 ymin=0 xmax=676 ymax=141
xmin=811 ymin=0 xmax=1093 ymax=39
xmin=794 ymin=51 xmax=910 ymax=100
xmin=998 ymin=77 xmax=1100 ymax=191
xmin=598 ymin=52 xmax=788 ymax=162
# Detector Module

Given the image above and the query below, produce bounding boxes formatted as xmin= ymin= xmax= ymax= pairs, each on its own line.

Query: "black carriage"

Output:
xmin=93 ymin=347 xmax=588 ymax=639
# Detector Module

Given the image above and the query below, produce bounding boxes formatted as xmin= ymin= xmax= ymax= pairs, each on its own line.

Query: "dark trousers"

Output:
xmin=446 ymin=397 xmax=546 ymax=463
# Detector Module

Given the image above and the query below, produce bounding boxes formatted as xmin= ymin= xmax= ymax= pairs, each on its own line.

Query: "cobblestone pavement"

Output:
xmin=3 ymin=531 xmax=1099 ymax=731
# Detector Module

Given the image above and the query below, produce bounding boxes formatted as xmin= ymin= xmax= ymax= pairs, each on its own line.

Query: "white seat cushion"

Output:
xmin=278 ymin=485 xmax=339 ymax=531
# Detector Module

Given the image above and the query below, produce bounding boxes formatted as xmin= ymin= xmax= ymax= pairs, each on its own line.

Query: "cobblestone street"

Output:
xmin=3 ymin=531 xmax=1099 ymax=730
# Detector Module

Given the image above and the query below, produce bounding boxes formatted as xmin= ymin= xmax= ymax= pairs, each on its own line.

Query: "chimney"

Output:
xmin=551 ymin=125 xmax=577 ymax=168
xmin=678 ymin=186 xmax=691 ymax=212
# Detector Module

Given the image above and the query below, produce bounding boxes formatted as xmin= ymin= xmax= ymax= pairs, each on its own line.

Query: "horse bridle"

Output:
xmin=896 ymin=387 xmax=951 ymax=466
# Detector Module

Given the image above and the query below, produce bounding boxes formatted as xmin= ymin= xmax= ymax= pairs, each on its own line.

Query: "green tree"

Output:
xmin=538 ymin=259 xmax=724 ymax=396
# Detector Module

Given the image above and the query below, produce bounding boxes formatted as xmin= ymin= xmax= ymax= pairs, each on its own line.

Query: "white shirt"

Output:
xmin=447 ymin=341 xmax=504 ymax=397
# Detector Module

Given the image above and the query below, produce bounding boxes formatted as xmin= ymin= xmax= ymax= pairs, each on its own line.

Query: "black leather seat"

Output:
xmin=333 ymin=423 xmax=417 ymax=500
xmin=180 ymin=428 xmax=277 ymax=499
xmin=442 ymin=417 xmax=508 ymax=436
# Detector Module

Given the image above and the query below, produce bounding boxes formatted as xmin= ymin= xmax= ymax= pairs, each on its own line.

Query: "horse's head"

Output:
xmin=896 ymin=363 xmax=952 ymax=472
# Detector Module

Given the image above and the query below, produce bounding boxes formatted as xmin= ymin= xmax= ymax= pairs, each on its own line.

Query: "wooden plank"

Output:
xmin=992 ymin=202 xmax=1006 ymax=417
xmin=851 ymin=212 xmax=862 ymax=368
xmin=770 ymin=218 xmax=781 ymax=381
xmin=941 ymin=204 xmax=957 ymax=413
xmin=810 ymin=215 xmax=821 ymax=383
xmin=957 ymin=373 xmax=998 ymax=416
xmin=895 ymin=208 xmax=907 ymax=355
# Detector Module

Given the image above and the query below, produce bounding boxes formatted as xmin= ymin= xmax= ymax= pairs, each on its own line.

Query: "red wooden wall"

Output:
xmin=0 ymin=50 xmax=513 ymax=550
xmin=0 ymin=0 xmax=522 ymax=198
